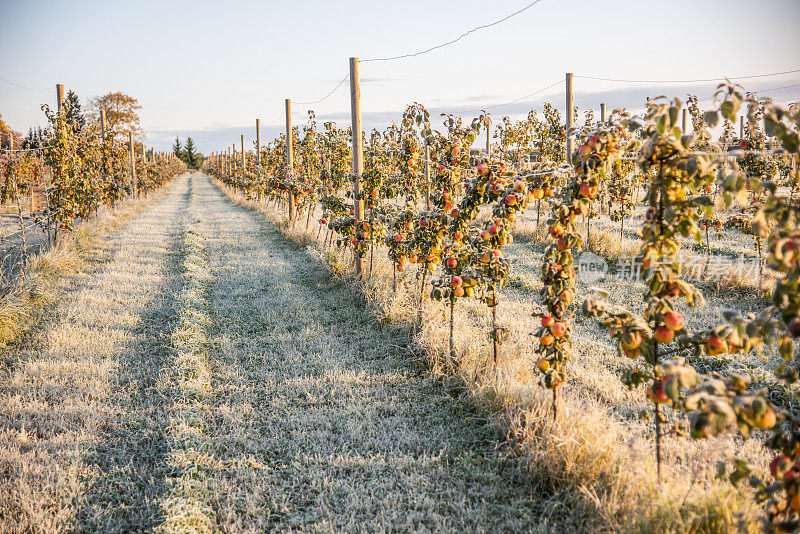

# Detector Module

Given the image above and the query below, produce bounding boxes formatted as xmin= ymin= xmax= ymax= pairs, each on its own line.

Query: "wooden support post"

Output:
xmin=56 ymin=84 xmax=64 ymax=113
xmin=350 ymin=56 xmax=365 ymax=277
xmin=424 ymin=142 xmax=430 ymax=210
xmin=682 ymin=108 xmax=687 ymax=134
xmin=740 ymin=115 xmax=745 ymax=140
xmin=600 ymin=102 xmax=606 ymax=124
xmin=485 ymin=118 xmax=491 ymax=157
xmin=565 ymin=73 xmax=574 ymax=161
xmin=241 ymin=133 xmax=246 ymax=176
xmin=129 ymin=132 xmax=137 ymax=196
xmin=286 ymin=98 xmax=296 ymax=221
xmin=256 ymin=118 xmax=261 ymax=178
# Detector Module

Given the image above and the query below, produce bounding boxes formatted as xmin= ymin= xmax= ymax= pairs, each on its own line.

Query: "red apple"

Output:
xmin=654 ymin=327 xmax=674 ymax=344
xmin=551 ymin=322 xmax=567 ymax=338
xmin=707 ymin=335 xmax=727 ymax=355
xmin=770 ymin=455 xmax=792 ymax=478
xmin=663 ymin=312 xmax=684 ymax=331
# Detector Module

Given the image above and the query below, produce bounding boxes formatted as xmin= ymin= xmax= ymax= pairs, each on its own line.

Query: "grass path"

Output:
xmin=0 ymin=174 xmax=191 ymax=531
xmin=0 ymin=172 xmax=542 ymax=532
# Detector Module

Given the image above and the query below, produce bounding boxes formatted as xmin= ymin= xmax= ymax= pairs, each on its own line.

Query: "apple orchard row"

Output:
xmin=205 ymin=85 xmax=800 ymax=527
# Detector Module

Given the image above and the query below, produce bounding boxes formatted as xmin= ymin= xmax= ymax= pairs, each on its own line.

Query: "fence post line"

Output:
xmin=129 ymin=131 xmax=137 ymax=196
xmin=286 ymin=98 xmax=296 ymax=221
xmin=350 ymin=56 xmax=365 ymax=278
xmin=241 ymin=133 xmax=246 ymax=177
xmin=256 ymin=118 xmax=261 ymax=179
xmin=600 ymin=102 xmax=606 ymax=124
xmin=565 ymin=73 xmax=574 ymax=161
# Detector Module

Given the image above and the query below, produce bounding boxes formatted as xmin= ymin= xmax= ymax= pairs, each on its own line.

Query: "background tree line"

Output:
xmin=172 ymin=137 xmax=203 ymax=169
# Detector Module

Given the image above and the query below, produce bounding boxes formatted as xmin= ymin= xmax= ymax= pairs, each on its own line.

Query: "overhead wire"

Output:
xmin=574 ymin=68 xmax=800 ymax=84
xmin=0 ymin=75 xmax=51 ymax=92
xmin=479 ymin=78 xmax=563 ymax=111
xmin=361 ymin=0 xmax=546 ymax=63
xmin=295 ymin=74 xmax=350 ymax=105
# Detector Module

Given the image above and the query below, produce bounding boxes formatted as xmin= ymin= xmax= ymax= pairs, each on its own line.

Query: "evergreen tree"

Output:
xmin=64 ymin=90 xmax=85 ymax=134
xmin=23 ymin=126 xmax=47 ymax=149
xmin=173 ymin=137 xmax=183 ymax=159
xmin=184 ymin=137 xmax=198 ymax=168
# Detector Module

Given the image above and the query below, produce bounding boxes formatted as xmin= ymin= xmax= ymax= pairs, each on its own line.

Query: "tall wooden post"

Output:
xmin=241 ymin=134 xmax=246 ymax=176
xmin=129 ymin=132 xmax=137 ymax=196
xmin=424 ymin=142 xmax=430 ymax=210
xmin=256 ymin=118 xmax=261 ymax=178
xmin=56 ymin=84 xmax=64 ymax=113
xmin=350 ymin=57 xmax=365 ymax=277
xmin=682 ymin=109 xmax=687 ymax=134
xmin=286 ymin=98 xmax=296 ymax=221
xmin=565 ymin=73 xmax=574 ymax=161
xmin=485 ymin=118 xmax=491 ymax=157
xmin=740 ymin=115 xmax=745 ymax=140
xmin=600 ymin=103 xmax=606 ymax=124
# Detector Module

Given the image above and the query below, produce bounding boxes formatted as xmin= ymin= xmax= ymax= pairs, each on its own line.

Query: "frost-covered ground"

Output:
xmin=0 ymin=173 xmax=545 ymax=533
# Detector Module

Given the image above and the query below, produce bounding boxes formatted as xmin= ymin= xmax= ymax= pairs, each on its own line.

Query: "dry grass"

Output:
xmin=0 ymin=171 xmax=778 ymax=531
xmin=0 ymin=174 xmax=191 ymax=532
xmin=2 ymin=174 xmax=551 ymax=532
xmin=0 ymin=182 xmax=182 ymax=347
xmin=216 ymin=179 xmax=770 ymax=532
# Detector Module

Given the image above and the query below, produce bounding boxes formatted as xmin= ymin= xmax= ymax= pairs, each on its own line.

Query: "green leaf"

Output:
xmin=692 ymin=195 xmax=714 ymax=207
xmin=704 ymin=111 xmax=719 ymax=128
xmin=656 ymin=114 xmax=667 ymax=134
xmin=720 ymin=100 xmax=737 ymax=122
xmin=669 ymin=106 xmax=679 ymax=128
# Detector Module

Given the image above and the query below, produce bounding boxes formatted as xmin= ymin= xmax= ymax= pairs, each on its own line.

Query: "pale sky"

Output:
xmin=2 ymin=0 xmax=799 ymax=153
